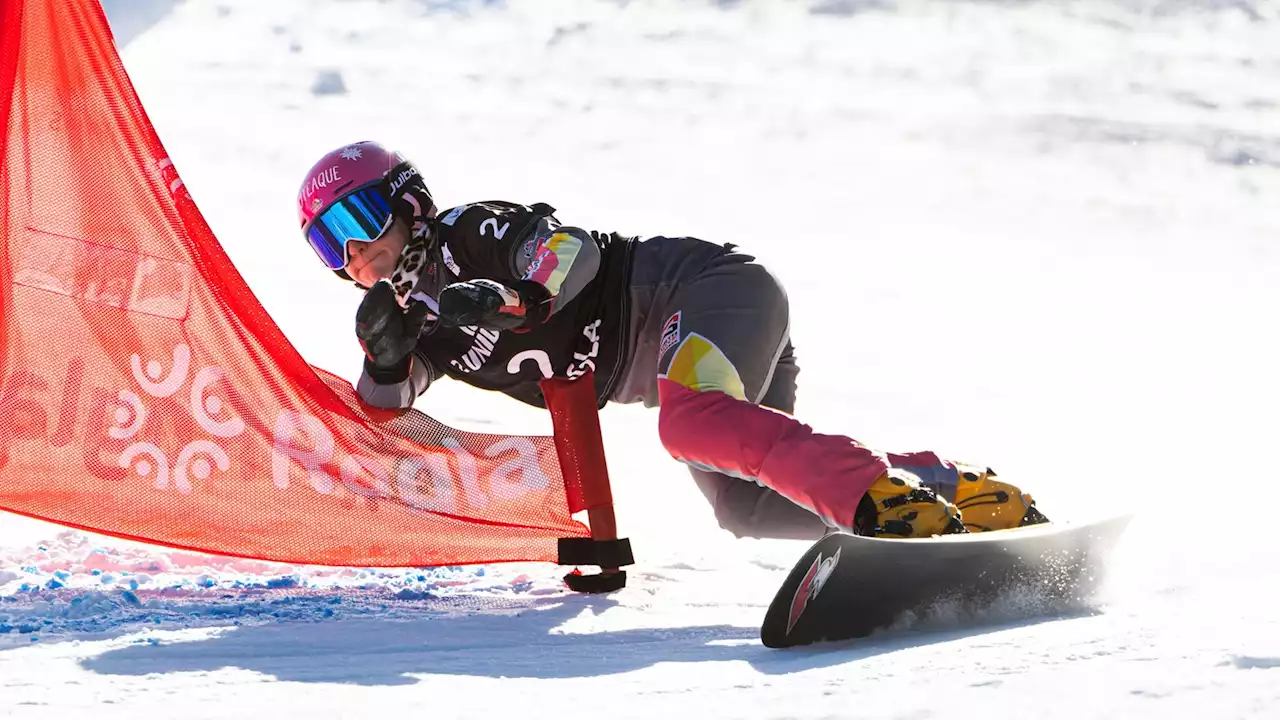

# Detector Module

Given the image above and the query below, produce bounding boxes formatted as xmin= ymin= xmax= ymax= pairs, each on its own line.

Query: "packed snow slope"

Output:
xmin=3 ymin=0 xmax=1279 ymax=717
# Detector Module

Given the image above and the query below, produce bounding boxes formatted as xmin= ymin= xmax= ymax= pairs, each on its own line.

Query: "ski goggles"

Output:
xmin=304 ymin=183 xmax=394 ymax=270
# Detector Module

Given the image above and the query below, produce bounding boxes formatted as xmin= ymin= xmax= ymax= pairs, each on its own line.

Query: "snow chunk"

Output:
xmin=311 ymin=70 xmax=348 ymax=96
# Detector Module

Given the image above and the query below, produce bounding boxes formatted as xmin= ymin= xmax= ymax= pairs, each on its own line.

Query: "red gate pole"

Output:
xmin=540 ymin=372 xmax=633 ymax=593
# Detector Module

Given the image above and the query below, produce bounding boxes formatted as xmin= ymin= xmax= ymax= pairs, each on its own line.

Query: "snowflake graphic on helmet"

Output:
xmin=340 ymin=146 xmax=363 ymax=161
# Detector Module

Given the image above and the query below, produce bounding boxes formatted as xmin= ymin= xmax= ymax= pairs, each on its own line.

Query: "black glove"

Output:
xmin=355 ymin=281 xmax=432 ymax=383
xmin=439 ymin=278 xmax=550 ymax=331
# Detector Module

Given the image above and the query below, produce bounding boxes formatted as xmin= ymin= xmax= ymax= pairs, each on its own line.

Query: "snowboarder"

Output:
xmin=296 ymin=141 xmax=1048 ymax=540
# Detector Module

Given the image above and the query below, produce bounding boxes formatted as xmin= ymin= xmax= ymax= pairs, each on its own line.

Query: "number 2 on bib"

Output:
xmin=480 ymin=218 xmax=510 ymax=239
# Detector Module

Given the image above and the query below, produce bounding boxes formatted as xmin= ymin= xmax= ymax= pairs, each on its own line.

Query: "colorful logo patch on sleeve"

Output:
xmin=660 ymin=333 xmax=746 ymax=401
xmin=658 ymin=311 xmax=681 ymax=360
xmin=525 ymin=232 xmax=581 ymax=296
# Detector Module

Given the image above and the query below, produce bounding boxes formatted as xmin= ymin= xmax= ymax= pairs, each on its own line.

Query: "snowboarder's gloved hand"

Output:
xmin=355 ymin=280 xmax=432 ymax=383
xmin=438 ymin=278 xmax=550 ymax=331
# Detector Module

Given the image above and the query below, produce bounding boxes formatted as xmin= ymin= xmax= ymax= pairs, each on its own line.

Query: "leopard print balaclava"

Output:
xmin=388 ymin=233 xmax=431 ymax=306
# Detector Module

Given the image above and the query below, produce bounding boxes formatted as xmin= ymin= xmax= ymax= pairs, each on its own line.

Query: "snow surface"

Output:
xmin=3 ymin=0 xmax=1280 ymax=717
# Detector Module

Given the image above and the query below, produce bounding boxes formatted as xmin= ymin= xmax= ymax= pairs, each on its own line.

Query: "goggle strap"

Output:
xmin=380 ymin=161 xmax=433 ymax=218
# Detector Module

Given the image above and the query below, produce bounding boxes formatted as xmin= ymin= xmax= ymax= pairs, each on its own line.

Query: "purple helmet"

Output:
xmin=296 ymin=141 xmax=426 ymax=271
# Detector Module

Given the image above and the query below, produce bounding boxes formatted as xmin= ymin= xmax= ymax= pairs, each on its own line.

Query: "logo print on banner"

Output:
xmin=106 ymin=345 xmax=245 ymax=494
xmin=153 ymin=158 xmax=188 ymax=201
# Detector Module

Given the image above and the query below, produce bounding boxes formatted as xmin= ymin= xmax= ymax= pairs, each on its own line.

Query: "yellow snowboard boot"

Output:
xmin=854 ymin=468 xmax=969 ymax=538
xmin=952 ymin=463 xmax=1049 ymax=532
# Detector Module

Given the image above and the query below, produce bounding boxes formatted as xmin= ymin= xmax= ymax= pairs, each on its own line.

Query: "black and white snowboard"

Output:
xmin=760 ymin=513 xmax=1134 ymax=649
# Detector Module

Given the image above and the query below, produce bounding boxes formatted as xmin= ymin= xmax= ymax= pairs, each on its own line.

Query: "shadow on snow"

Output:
xmin=74 ymin=594 xmax=1093 ymax=686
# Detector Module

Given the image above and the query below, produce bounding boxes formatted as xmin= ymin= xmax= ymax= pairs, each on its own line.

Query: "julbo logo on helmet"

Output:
xmin=388 ymin=166 xmax=419 ymax=197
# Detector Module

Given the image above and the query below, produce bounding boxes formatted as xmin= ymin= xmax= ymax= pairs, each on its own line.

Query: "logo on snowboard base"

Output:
xmin=786 ymin=546 xmax=841 ymax=636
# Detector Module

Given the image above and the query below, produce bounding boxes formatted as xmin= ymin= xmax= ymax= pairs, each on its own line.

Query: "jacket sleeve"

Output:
xmin=355 ymin=351 xmax=438 ymax=410
xmin=511 ymin=216 xmax=601 ymax=317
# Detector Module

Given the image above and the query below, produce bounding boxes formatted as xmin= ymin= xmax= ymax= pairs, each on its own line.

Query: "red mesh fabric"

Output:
xmin=0 ymin=0 xmax=587 ymax=566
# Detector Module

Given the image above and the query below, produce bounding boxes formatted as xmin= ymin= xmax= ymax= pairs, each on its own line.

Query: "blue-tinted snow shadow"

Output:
xmin=99 ymin=0 xmax=186 ymax=48
xmin=78 ymin=594 xmax=1093 ymax=685
xmin=80 ymin=595 xmax=760 ymax=685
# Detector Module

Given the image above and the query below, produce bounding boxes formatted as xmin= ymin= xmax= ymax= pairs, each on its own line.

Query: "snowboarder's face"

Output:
xmin=344 ymin=217 xmax=409 ymax=287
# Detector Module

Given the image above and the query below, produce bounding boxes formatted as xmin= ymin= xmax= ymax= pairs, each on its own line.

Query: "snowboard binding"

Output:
xmin=952 ymin=464 xmax=1050 ymax=533
xmin=853 ymin=468 xmax=969 ymax=538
